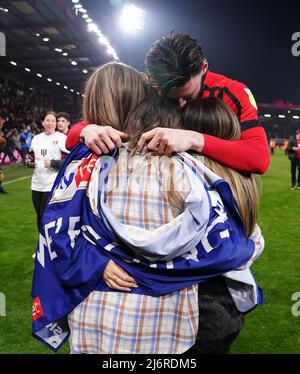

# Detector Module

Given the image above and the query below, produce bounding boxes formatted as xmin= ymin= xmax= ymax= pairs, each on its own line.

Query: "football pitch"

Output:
xmin=0 ymin=149 xmax=299 ymax=354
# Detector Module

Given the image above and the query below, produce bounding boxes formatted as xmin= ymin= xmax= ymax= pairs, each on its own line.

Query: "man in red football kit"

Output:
xmin=67 ymin=34 xmax=269 ymax=175
xmin=66 ymin=34 xmax=269 ymax=354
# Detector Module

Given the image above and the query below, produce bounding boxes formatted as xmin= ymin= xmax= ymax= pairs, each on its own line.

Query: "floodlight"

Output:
xmin=119 ymin=4 xmax=145 ymax=33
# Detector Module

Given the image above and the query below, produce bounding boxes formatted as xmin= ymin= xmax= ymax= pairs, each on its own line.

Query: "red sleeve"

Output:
xmin=66 ymin=121 xmax=88 ymax=150
xmin=202 ymin=127 xmax=270 ymax=174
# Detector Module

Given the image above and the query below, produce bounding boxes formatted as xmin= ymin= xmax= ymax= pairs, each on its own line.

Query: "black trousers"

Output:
xmin=184 ymin=277 xmax=244 ymax=354
xmin=290 ymin=158 xmax=300 ymax=187
xmin=32 ymin=190 xmax=50 ymax=231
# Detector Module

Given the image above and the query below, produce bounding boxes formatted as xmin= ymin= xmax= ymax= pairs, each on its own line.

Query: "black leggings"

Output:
xmin=291 ymin=158 xmax=300 ymax=187
xmin=32 ymin=190 xmax=50 ymax=231
xmin=184 ymin=277 xmax=244 ymax=354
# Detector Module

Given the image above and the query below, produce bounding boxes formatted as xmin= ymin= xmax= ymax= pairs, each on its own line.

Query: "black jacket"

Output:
xmin=287 ymin=136 xmax=297 ymax=160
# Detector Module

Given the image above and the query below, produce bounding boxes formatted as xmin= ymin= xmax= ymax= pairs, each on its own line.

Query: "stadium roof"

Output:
xmin=0 ymin=0 xmax=115 ymax=94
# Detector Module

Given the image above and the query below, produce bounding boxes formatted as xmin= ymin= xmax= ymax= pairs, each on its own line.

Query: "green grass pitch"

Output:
xmin=0 ymin=149 xmax=299 ymax=354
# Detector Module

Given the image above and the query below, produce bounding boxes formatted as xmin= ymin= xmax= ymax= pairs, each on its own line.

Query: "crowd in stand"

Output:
xmin=0 ymin=77 xmax=80 ymax=165
xmin=259 ymin=114 xmax=300 ymax=140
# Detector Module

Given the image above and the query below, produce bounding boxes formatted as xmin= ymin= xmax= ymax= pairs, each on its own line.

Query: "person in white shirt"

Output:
xmin=28 ymin=111 xmax=69 ymax=231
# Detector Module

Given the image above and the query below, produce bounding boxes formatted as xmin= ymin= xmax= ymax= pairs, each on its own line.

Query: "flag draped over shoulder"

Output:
xmin=32 ymin=144 xmax=263 ymax=351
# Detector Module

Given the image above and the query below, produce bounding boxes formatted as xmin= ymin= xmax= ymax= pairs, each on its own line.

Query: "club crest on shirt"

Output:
xmin=49 ymin=155 xmax=99 ymax=204
xmin=32 ymin=297 xmax=44 ymax=321
xmin=74 ymin=154 xmax=98 ymax=188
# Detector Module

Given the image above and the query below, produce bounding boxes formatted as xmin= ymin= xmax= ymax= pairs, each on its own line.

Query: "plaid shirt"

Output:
xmin=68 ymin=150 xmax=199 ymax=354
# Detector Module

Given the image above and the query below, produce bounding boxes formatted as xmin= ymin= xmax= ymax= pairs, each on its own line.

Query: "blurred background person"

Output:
xmin=19 ymin=126 xmax=33 ymax=166
xmin=0 ymin=117 xmax=16 ymax=164
xmin=270 ymin=138 xmax=276 ymax=155
xmin=57 ymin=112 xmax=71 ymax=135
xmin=28 ymin=111 xmax=68 ymax=232
xmin=0 ymin=116 xmax=7 ymax=193
xmin=0 ymin=166 xmax=6 ymax=194
xmin=287 ymin=128 xmax=300 ymax=189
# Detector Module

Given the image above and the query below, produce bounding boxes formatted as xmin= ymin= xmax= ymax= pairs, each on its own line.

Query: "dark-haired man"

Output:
xmin=57 ymin=112 xmax=70 ymax=135
xmin=141 ymin=33 xmax=269 ymax=174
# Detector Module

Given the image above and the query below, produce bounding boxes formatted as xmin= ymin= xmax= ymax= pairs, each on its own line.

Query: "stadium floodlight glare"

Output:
xmin=293 ymin=115 xmax=300 ymax=119
xmin=78 ymin=8 xmax=87 ymax=13
xmin=98 ymin=36 xmax=109 ymax=45
xmin=106 ymin=47 xmax=117 ymax=59
xmin=71 ymin=60 xmax=78 ymax=66
xmin=10 ymin=61 xmax=17 ymax=66
xmin=76 ymin=92 xmax=80 ymax=95
xmin=70 ymin=89 xmax=74 ymax=92
xmin=54 ymin=48 xmax=62 ymax=52
xmin=37 ymin=73 xmax=42 ymax=78
xmin=43 ymin=37 xmax=50 ymax=42
xmin=278 ymin=115 xmax=285 ymax=118
xmin=47 ymin=78 xmax=52 ymax=82
xmin=0 ymin=7 xmax=9 ymax=13
xmin=82 ymin=69 xmax=88 ymax=74
xmin=72 ymin=0 xmax=80 ymax=3
xmin=56 ymin=82 xmax=61 ymax=86
xmin=82 ymin=13 xmax=88 ymax=19
xmin=86 ymin=18 xmax=93 ymax=23
xmin=36 ymin=33 xmax=40 ymax=37
xmin=63 ymin=52 xmax=68 ymax=56
xmin=264 ymin=114 xmax=271 ymax=118
xmin=119 ymin=4 xmax=146 ymax=33
xmin=64 ymin=85 xmax=68 ymax=89
xmin=25 ymin=67 xmax=31 ymax=72
xmin=87 ymin=23 xmax=98 ymax=33
xmin=74 ymin=4 xmax=82 ymax=8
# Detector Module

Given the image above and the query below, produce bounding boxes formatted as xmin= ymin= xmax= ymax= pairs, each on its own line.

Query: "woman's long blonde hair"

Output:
xmin=184 ymin=98 xmax=260 ymax=237
xmin=83 ymin=62 xmax=147 ymax=131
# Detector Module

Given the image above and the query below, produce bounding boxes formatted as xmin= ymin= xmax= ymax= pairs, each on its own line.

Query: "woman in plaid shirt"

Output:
xmin=67 ymin=63 xmax=263 ymax=354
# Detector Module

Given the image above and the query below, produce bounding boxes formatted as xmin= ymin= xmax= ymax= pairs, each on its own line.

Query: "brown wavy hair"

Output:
xmin=184 ymin=98 xmax=261 ymax=237
xmin=83 ymin=62 xmax=147 ymax=131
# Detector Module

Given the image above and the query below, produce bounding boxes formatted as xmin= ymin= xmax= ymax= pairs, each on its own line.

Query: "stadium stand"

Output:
xmin=258 ymin=101 xmax=300 ymax=148
xmin=0 ymin=0 xmax=116 ymax=165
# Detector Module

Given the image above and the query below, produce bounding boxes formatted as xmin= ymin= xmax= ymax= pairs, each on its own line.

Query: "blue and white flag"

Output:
xmin=32 ymin=144 xmax=263 ymax=351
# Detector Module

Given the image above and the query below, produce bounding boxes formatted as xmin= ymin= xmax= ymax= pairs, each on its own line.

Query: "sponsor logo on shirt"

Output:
xmin=41 ymin=149 xmax=47 ymax=157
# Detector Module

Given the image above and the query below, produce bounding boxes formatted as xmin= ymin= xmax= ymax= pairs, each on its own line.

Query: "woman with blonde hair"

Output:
xmin=32 ymin=63 xmax=263 ymax=354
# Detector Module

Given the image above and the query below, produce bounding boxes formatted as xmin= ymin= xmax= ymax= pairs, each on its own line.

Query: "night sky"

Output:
xmin=82 ymin=0 xmax=300 ymax=104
